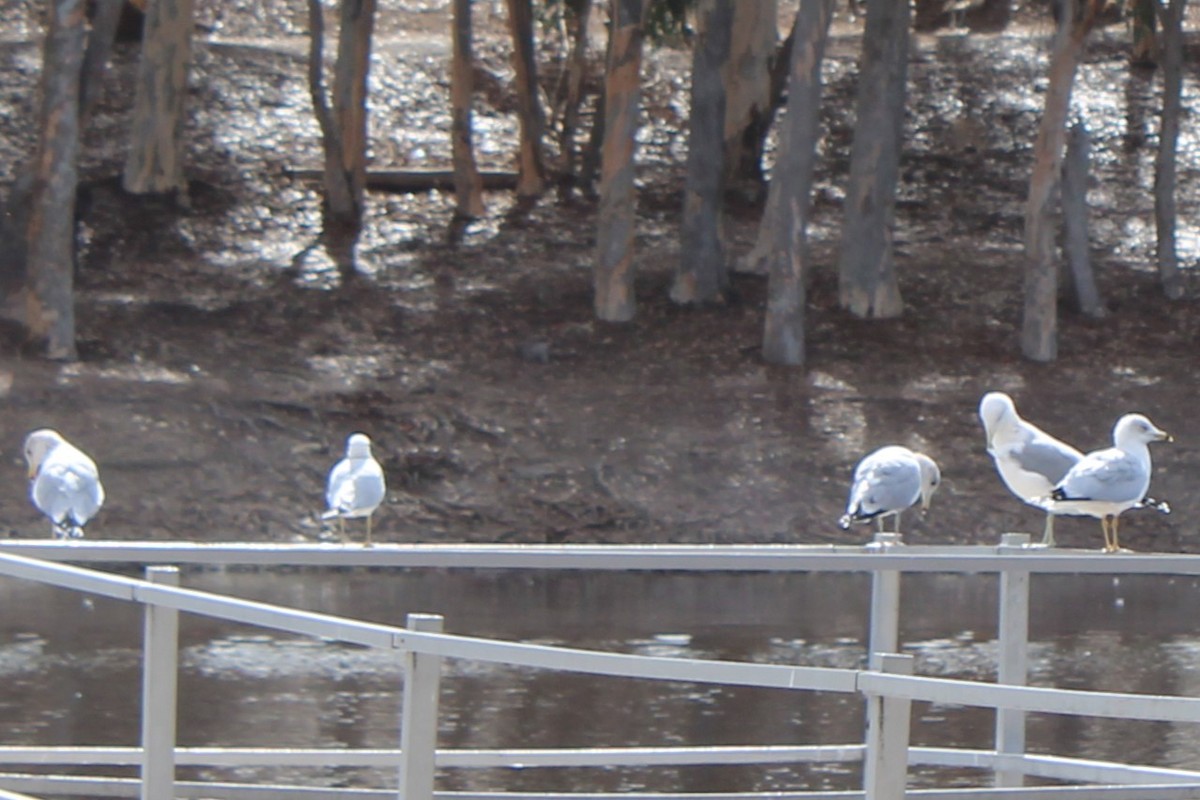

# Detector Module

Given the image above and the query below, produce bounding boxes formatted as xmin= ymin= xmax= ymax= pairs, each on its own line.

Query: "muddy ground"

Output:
xmin=0 ymin=0 xmax=1198 ymax=551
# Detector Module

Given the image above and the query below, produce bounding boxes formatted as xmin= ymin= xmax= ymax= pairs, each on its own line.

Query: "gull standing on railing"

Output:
xmin=23 ymin=429 xmax=105 ymax=539
xmin=323 ymin=433 xmax=386 ymax=546
xmin=839 ymin=445 xmax=940 ymax=536
xmin=1048 ymin=413 xmax=1172 ymax=553
xmin=978 ymin=391 xmax=1083 ymax=546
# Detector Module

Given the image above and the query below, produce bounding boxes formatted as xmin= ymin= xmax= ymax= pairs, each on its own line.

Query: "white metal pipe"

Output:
xmin=863 ymin=653 xmax=914 ymax=800
xmin=400 ymin=614 xmax=444 ymax=800
xmin=140 ymin=566 xmax=179 ymax=800
xmin=7 ymin=541 xmax=1200 ymax=575
xmin=995 ymin=533 xmax=1031 ymax=788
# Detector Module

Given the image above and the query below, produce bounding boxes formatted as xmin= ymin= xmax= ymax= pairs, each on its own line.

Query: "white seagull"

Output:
xmin=978 ymin=391 xmax=1083 ymax=546
xmin=1048 ymin=413 xmax=1171 ymax=553
xmin=323 ymin=433 xmax=386 ymax=546
xmin=23 ymin=429 xmax=105 ymax=539
xmin=839 ymin=445 xmax=941 ymax=536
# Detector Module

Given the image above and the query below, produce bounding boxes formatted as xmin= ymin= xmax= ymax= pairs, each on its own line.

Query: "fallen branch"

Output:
xmin=285 ymin=167 xmax=520 ymax=193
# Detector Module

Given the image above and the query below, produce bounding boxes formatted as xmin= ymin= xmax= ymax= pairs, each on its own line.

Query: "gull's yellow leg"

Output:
xmin=1111 ymin=515 xmax=1121 ymax=552
xmin=1101 ymin=516 xmax=1114 ymax=552
xmin=365 ymin=515 xmax=374 ymax=548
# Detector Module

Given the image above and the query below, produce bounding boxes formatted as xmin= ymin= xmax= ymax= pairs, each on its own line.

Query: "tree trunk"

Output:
xmin=760 ymin=0 xmax=837 ymax=367
xmin=79 ymin=0 xmax=125 ymax=121
xmin=594 ymin=0 xmax=648 ymax=322
xmin=836 ymin=0 xmax=910 ymax=319
xmin=505 ymin=0 xmax=547 ymax=199
xmin=1061 ymin=123 xmax=1104 ymax=317
xmin=330 ymin=0 xmax=377 ymax=229
xmin=451 ymin=0 xmax=485 ymax=218
xmin=673 ymin=0 xmax=734 ymax=305
xmin=1154 ymin=0 xmax=1186 ymax=299
xmin=721 ymin=0 xmax=776 ymax=191
xmin=123 ymin=0 xmax=194 ymax=196
xmin=558 ymin=0 xmax=594 ymax=199
xmin=1022 ymin=0 xmax=1095 ymax=361
xmin=307 ymin=0 xmax=355 ymax=226
xmin=26 ymin=0 xmax=86 ymax=360
xmin=1130 ymin=0 xmax=1157 ymax=66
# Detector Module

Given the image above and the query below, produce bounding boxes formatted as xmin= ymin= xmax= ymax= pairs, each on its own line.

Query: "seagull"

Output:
xmin=978 ymin=392 xmax=1083 ymax=546
xmin=1048 ymin=413 xmax=1171 ymax=553
xmin=839 ymin=446 xmax=941 ymax=536
xmin=322 ymin=433 xmax=386 ymax=546
xmin=23 ymin=429 xmax=105 ymax=539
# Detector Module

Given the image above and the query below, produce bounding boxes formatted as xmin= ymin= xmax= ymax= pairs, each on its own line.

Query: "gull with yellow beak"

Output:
xmin=1048 ymin=413 xmax=1172 ymax=553
xmin=23 ymin=429 xmax=105 ymax=539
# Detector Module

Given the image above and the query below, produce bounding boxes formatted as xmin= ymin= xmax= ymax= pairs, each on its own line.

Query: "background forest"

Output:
xmin=0 ymin=0 xmax=1196 ymax=550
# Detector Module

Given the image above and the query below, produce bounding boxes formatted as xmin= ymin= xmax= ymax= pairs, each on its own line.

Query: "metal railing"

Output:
xmin=2 ymin=535 xmax=1200 ymax=800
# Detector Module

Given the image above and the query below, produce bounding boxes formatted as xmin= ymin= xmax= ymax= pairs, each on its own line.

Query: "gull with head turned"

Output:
xmin=978 ymin=391 xmax=1083 ymax=546
xmin=23 ymin=429 xmax=105 ymax=539
xmin=838 ymin=445 xmax=941 ymax=538
xmin=323 ymin=433 xmax=386 ymax=546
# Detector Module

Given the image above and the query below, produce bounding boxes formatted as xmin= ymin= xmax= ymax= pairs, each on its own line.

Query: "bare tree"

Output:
xmin=558 ymin=0 xmax=594 ymax=199
xmin=307 ymin=0 xmax=377 ymax=252
xmin=1154 ymin=0 xmax=1187 ymax=299
xmin=123 ymin=0 xmax=195 ymax=197
xmin=506 ymin=0 xmax=547 ymax=199
xmin=1061 ymin=124 xmax=1105 ymax=317
xmin=759 ymin=0 xmax=838 ymax=366
xmin=594 ymin=0 xmax=649 ymax=322
xmin=1130 ymin=0 xmax=1157 ymax=66
xmin=26 ymin=0 xmax=86 ymax=360
xmin=673 ymin=0 xmax=734 ymax=305
xmin=1022 ymin=0 xmax=1098 ymax=361
xmin=451 ymin=0 xmax=485 ymax=218
xmin=836 ymin=0 xmax=910 ymax=319
xmin=721 ymin=0 xmax=776 ymax=192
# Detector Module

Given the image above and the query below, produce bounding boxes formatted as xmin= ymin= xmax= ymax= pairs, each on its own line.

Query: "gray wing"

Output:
xmin=851 ymin=458 xmax=920 ymax=516
xmin=1013 ymin=436 xmax=1081 ymax=484
xmin=1058 ymin=450 xmax=1146 ymax=503
xmin=34 ymin=461 xmax=104 ymax=526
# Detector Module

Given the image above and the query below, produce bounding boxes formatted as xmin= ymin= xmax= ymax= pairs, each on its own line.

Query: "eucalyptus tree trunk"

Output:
xmin=1154 ymin=0 xmax=1186 ymax=299
xmin=1061 ymin=123 xmax=1104 ymax=317
xmin=759 ymin=0 xmax=837 ymax=366
xmin=307 ymin=0 xmax=377 ymax=239
xmin=451 ymin=0 xmax=485 ymax=218
xmin=505 ymin=0 xmax=547 ymax=199
xmin=673 ymin=0 xmax=734 ymax=305
xmin=836 ymin=0 xmax=910 ymax=319
xmin=558 ymin=0 xmax=594 ymax=198
xmin=1130 ymin=0 xmax=1157 ymax=66
xmin=26 ymin=0 xmax=86 ymax=360
xmin=594 ymin=0 xmax=648 ymax=322
xmin=1022 ymin=0 xmax=1094 ymax=361
xmin=721 ymin=0 xmax=776 ymax=190
xmin=80 ymin=0 xmax=124 ymax=120
xmin=123 ymin=0 xmax=194 ymax=196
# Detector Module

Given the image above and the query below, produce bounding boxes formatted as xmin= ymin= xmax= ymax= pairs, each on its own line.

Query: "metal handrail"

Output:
xmin=4 ymin=543 xmax=1200 ymax=800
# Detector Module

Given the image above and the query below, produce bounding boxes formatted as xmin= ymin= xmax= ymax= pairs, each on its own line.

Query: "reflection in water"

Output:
xmin=2 ymin=570 xmax=1200 ymax=793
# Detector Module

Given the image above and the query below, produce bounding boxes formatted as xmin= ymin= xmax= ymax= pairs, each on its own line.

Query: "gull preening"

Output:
xmin=839 ymin=446 xmax=941 ymax=536
xmin=1048 ymin=414 xmax=1171 ymax=553
xmin=323 ymin=433 xmax=386 ymax=546
xmin=23 ymin=429 xmax=105 ymax=539
xmin=978 ymin=392 xmax=1083 ymax=546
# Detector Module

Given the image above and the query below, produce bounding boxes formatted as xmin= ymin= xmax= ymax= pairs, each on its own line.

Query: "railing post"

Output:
xmin=868 ymin=533 xmax=903 ymax=655
xmin=863 ymin=652 xmax=914 ymax=800
xmin=399 ymin=613 xmax=444 ymax=800
xmin=140 ymin=566 xmax=179 ymax=800
xmin=995 ymin=533 xmax=1031 ymax=787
